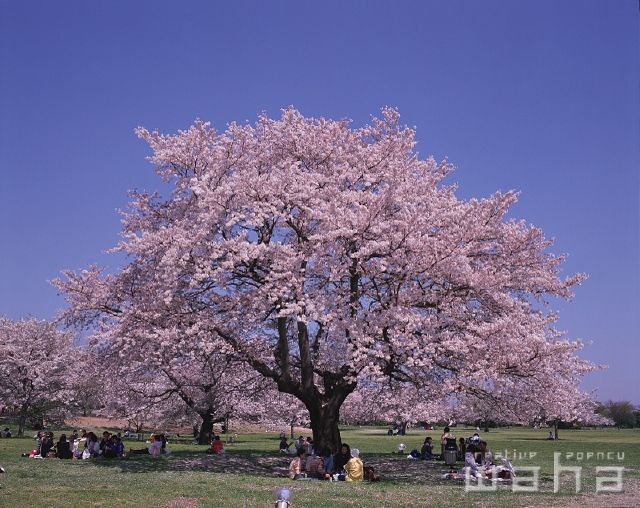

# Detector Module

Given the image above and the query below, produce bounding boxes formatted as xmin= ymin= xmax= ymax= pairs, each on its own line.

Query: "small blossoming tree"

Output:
xmin=0 ymin=317 xmax=74 ymax=436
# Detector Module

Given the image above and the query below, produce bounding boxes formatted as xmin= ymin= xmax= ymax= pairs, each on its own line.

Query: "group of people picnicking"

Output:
xmin=405 ymin=427 xmax=495 ymax=466
xmin=21 ymin=425 xmax=368 ymax=482
xmin=402 ymin=426 xmax=514 ymax=481
xmin=23 ymin=429 xmax=171 ymax=459
xmin=14 ymin=423 xmax=513 ymax=482
xmin=289 ymin=442 xmax=365 ymax=482
xmin=280 ymin=432 xmax=375 ymax=482
xmin=17 ymin=425 xmax=232 ymax=461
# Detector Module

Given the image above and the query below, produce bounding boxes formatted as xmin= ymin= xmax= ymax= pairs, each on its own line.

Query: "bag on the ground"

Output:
xmin=363 ymin=466 xmax=379 ymax=482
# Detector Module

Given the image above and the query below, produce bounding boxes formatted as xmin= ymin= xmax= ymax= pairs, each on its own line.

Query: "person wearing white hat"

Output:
xmin=344 ymin=448 xmax=364 ymax=482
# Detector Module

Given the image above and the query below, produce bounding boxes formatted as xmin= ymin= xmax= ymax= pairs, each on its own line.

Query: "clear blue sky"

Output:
xmin=1 ymin=1 xmax=638 ymax=405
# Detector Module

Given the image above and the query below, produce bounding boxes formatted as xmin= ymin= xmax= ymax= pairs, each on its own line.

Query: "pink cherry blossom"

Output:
xmin=0 ymin=317 xmax=74 ymax=436
xmin=52 ymin=108 xmax=600 ymax=451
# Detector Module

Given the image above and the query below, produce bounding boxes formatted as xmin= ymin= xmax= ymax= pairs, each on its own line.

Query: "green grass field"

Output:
xmin=0 ymin=425 xmax=638 ymax=507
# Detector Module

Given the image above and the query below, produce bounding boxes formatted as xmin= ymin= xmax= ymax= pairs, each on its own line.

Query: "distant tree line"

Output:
xmin=595 ymin=400 xmax=638 ymax=429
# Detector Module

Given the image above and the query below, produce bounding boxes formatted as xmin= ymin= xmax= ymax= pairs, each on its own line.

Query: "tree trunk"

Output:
xmin=554 ymin=421 xmax=559 ymax=440
xmin=268 ymin=372 xmax=355 ymax=454
xmin=129 ymin=418 xmax=144 ymax=433
xmin=18 ymin=403 xmax=29 ymax=437
xmin=198 ymin=412 xmax=214 ymax=445
xmin=308 ymin=404 xmax=342 ymax=455
xmin=245 ymin=316 xmax=357 ymax=454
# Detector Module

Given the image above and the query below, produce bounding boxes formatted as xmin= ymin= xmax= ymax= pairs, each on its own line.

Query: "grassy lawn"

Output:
xmin=0 ymin=425 xmax=638 ymax=507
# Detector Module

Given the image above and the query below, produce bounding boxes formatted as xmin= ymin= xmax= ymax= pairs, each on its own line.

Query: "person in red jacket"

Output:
xmin=206 ymin=435 xmax=225 ymax=454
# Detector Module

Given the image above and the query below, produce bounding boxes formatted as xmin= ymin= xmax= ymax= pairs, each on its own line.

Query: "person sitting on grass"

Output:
xmin=129 ymin=434 xmax=163 ymax=456
xmin=465 ymin=442 xmax=480 ymax=463
xmin=332 ymin=443 xmax=351 ymax=475
xmin=104 ymin=435 xmax=125 ymax=458
xmin=206 ymin=435 xmax=225 ymax=454
xmin=321 ymin=446 xmax=334 ymax=475
xmin=308 ymin=449 xmax=331 ymax=480
xmin=35 ymin=431 xmax=44 ymax=456
xmin=289 ymin=448 xmax=306 ymax=480
xmin=158 ymin=433 xmax=170 ymax=453
xmin=294 ymin=436 xmax=307 ymax=452
xmin=40 ymin=432 xmax=55 ymax=458
xmin=100 ymin=431 xmax=112 ymax=455
xmin=440 ymin=427 xmax=453 ymax=455
xmin=56 ymin=434 xmax=73 ymax=459
xmin=464 ymin=451 xmax=479 ymax=477
xmin=420 ymin=437 xmax=436 ymax=460
xmin=149 ymin=435 xmax=163 ymax=455
xmin=468 ymin=433 xmax=481 ymax=447
xmin=478 ymin=440 xmax=494 ymax=466
xmin=457 ymin=437 xmax=466 ymax=461
xmin=342 ymin=448 xmax=364 ymax=482
xmin=86 ymin=432 xmax=100 ymax=458
xmin=279 ymin=436 xmax=292 ymax=453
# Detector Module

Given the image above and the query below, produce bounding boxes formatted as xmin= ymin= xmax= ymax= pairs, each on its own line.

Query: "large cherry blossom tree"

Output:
xmin=53 ymin=108 xmax=597 ymax=451
xmin=0 ymin=317 xmax=74 ymax=436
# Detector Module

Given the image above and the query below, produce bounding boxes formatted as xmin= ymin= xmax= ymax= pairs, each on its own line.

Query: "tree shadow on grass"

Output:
xmin=88 ymin=449 xmax=293 ymax=476
xmin=365 ymin=454 xmax=459 ymax=485
xmin=87 ymin=450 xmax=461 ymax=485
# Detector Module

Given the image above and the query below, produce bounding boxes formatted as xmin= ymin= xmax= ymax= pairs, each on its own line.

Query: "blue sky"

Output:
xmin=1 ymin=1 xmax=638 ymax=404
